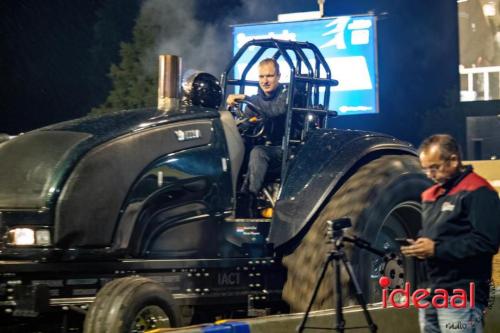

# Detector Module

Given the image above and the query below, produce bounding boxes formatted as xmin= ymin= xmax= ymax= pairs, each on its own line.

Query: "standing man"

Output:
xmin=402 ymin=134 xmax=500 ymax=333
xmin=226 ymin=58 xmax=287 ymax=214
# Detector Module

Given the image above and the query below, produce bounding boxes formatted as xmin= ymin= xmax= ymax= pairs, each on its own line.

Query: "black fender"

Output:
xmin=269 ymin=128 xmax=417 ymax=250
xmin=111 ymin=118 xmax=233 ymax=255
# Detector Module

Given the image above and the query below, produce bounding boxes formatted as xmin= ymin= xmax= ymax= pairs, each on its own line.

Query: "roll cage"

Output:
xmin=220 ymin=38 xmax=339 ymax=179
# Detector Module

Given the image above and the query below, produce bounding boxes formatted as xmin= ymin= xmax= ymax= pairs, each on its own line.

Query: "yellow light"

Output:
xmin=261 ymin=208 xmax=273 ymax=218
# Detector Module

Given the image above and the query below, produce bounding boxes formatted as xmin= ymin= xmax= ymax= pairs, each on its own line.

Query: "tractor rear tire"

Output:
xmin=83 ymin=276 xmax=182 ymax=333
xmin=282 ymin=155 xmax=431 ymax=311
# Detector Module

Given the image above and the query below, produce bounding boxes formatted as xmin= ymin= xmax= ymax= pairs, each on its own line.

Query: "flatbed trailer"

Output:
xmin=0 ymin=257 xmax=286 ymax=331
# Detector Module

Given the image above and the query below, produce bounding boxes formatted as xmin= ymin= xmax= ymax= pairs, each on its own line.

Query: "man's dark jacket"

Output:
xmin=420 ymin=165 xmax=500 ymax=306
xmin=245 ymin=84 xmax=287 ymax=145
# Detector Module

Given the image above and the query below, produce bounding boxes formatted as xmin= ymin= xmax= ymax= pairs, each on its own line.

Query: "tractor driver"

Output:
xmin=226 ymin=58 xmax=287 ymax=214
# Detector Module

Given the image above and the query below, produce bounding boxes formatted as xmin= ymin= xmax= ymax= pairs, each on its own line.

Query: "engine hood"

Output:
xmin=43 ymin=106 xmax=219 ymax=140
xmin=0 ymin=106 xmax=219 ymax=210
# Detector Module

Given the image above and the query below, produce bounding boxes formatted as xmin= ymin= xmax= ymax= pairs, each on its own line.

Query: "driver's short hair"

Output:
xmin=259 ymin=58 xmax=280 ymax=75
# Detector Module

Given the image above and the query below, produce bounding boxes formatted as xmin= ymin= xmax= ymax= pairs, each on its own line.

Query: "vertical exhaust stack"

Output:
xmin=158 ymin=54 xmax=182 ymax=112
xmin=318 ymin=0 xmax=325 ymax=17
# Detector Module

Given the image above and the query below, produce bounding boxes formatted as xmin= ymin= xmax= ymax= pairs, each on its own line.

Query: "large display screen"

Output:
xmin=458 ymin=0 xmax=500 ymax=101
xmin=232 ymin=15 xmax=379 ymax=116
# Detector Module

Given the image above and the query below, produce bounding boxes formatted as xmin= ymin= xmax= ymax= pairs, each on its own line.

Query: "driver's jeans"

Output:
xmin=248 ymin=145 xmax=282 ymax=195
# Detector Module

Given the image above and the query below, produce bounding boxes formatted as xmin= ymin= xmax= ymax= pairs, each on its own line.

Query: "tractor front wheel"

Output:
xmin=83 ymin=276 xmax=182 ymax=333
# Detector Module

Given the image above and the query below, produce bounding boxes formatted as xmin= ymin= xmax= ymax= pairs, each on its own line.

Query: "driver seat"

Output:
xmin=219 ymin=111 xmax=245 ymax=197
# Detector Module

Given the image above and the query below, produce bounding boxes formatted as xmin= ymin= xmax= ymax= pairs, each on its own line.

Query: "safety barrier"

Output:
xmin=159 ymin=294 xmax=500 ymax=332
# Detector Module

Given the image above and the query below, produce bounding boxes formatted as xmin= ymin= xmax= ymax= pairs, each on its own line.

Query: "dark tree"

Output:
xmin=89 ymin=0 xmax=140 ymax=110
xmin=92 ymin=6 xmax=158 ymax=114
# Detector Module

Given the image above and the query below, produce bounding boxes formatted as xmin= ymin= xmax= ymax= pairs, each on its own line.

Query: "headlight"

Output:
xmin=7 ymin=228 xmax=52 ymax=246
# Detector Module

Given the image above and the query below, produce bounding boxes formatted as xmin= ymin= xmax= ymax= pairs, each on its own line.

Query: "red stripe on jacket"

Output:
xmin=422 ymin=172 xmax=496 ymax=202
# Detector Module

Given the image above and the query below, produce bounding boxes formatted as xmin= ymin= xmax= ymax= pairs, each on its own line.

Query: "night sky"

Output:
xmin=1 ymin=0 xmax=460 ymax=146
xmin=1 ymin=0 xmax=139 ymax=134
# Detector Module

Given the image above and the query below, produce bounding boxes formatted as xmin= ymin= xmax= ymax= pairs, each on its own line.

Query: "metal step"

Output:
xmin=224 ymin=218 xmax=272 ymax=223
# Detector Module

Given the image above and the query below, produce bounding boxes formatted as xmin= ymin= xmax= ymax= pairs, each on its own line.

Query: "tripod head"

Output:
xmin=327 ymin=217 xmax=352 ymax=243
xmin=326 ymin=217 xmax=386 ymax=258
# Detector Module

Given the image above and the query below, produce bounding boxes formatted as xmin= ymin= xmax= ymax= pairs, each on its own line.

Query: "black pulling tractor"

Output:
xmin=0 ymin=39 xmax=430 ymax=332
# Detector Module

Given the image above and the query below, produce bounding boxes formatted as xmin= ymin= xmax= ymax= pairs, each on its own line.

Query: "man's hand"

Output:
xmin=401 ymin=237 xmax=435 ymax=259
xmin=226 ymin=94 xmax=246 ymax=107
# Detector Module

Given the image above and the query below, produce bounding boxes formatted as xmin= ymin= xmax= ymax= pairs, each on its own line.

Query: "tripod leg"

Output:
xmin=341 ymin=253 xmax=378 ymax=333
xmin=335 ymin=253 xmax=345 ymax=333
xmin=297 ymin=254 xmax=333 ymax=333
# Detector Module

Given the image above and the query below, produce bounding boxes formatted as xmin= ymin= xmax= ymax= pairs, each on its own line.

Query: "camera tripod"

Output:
xmin=297 ymin=218 xmax=386 ymax=333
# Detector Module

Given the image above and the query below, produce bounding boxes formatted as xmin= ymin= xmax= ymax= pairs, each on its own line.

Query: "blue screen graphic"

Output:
xmin=233 ymin=16 xmax=378 ymax=116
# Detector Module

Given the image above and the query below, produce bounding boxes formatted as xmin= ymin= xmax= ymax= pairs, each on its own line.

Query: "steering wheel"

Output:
xmin=228 ymin=99 xmax=266 ymax=138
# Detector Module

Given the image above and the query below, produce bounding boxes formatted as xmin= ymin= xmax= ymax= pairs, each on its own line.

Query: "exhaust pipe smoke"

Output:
xmin=158 ymin=54 xmax=182 ymax=111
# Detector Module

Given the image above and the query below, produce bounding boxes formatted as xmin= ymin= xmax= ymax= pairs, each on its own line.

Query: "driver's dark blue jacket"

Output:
xmin=420 ymin=165 xmax=500 ymax=306
xmin=245 ymin=84 xmax=287 ymax=146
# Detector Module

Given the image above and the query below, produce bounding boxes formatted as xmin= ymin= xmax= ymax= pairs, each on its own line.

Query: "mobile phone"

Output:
xmin=395 ymin=238 xmax=412 ymax=246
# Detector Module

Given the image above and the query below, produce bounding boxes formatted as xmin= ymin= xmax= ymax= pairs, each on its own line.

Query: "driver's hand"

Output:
xmin=226 ymin=94 xmax=246 ymax=107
